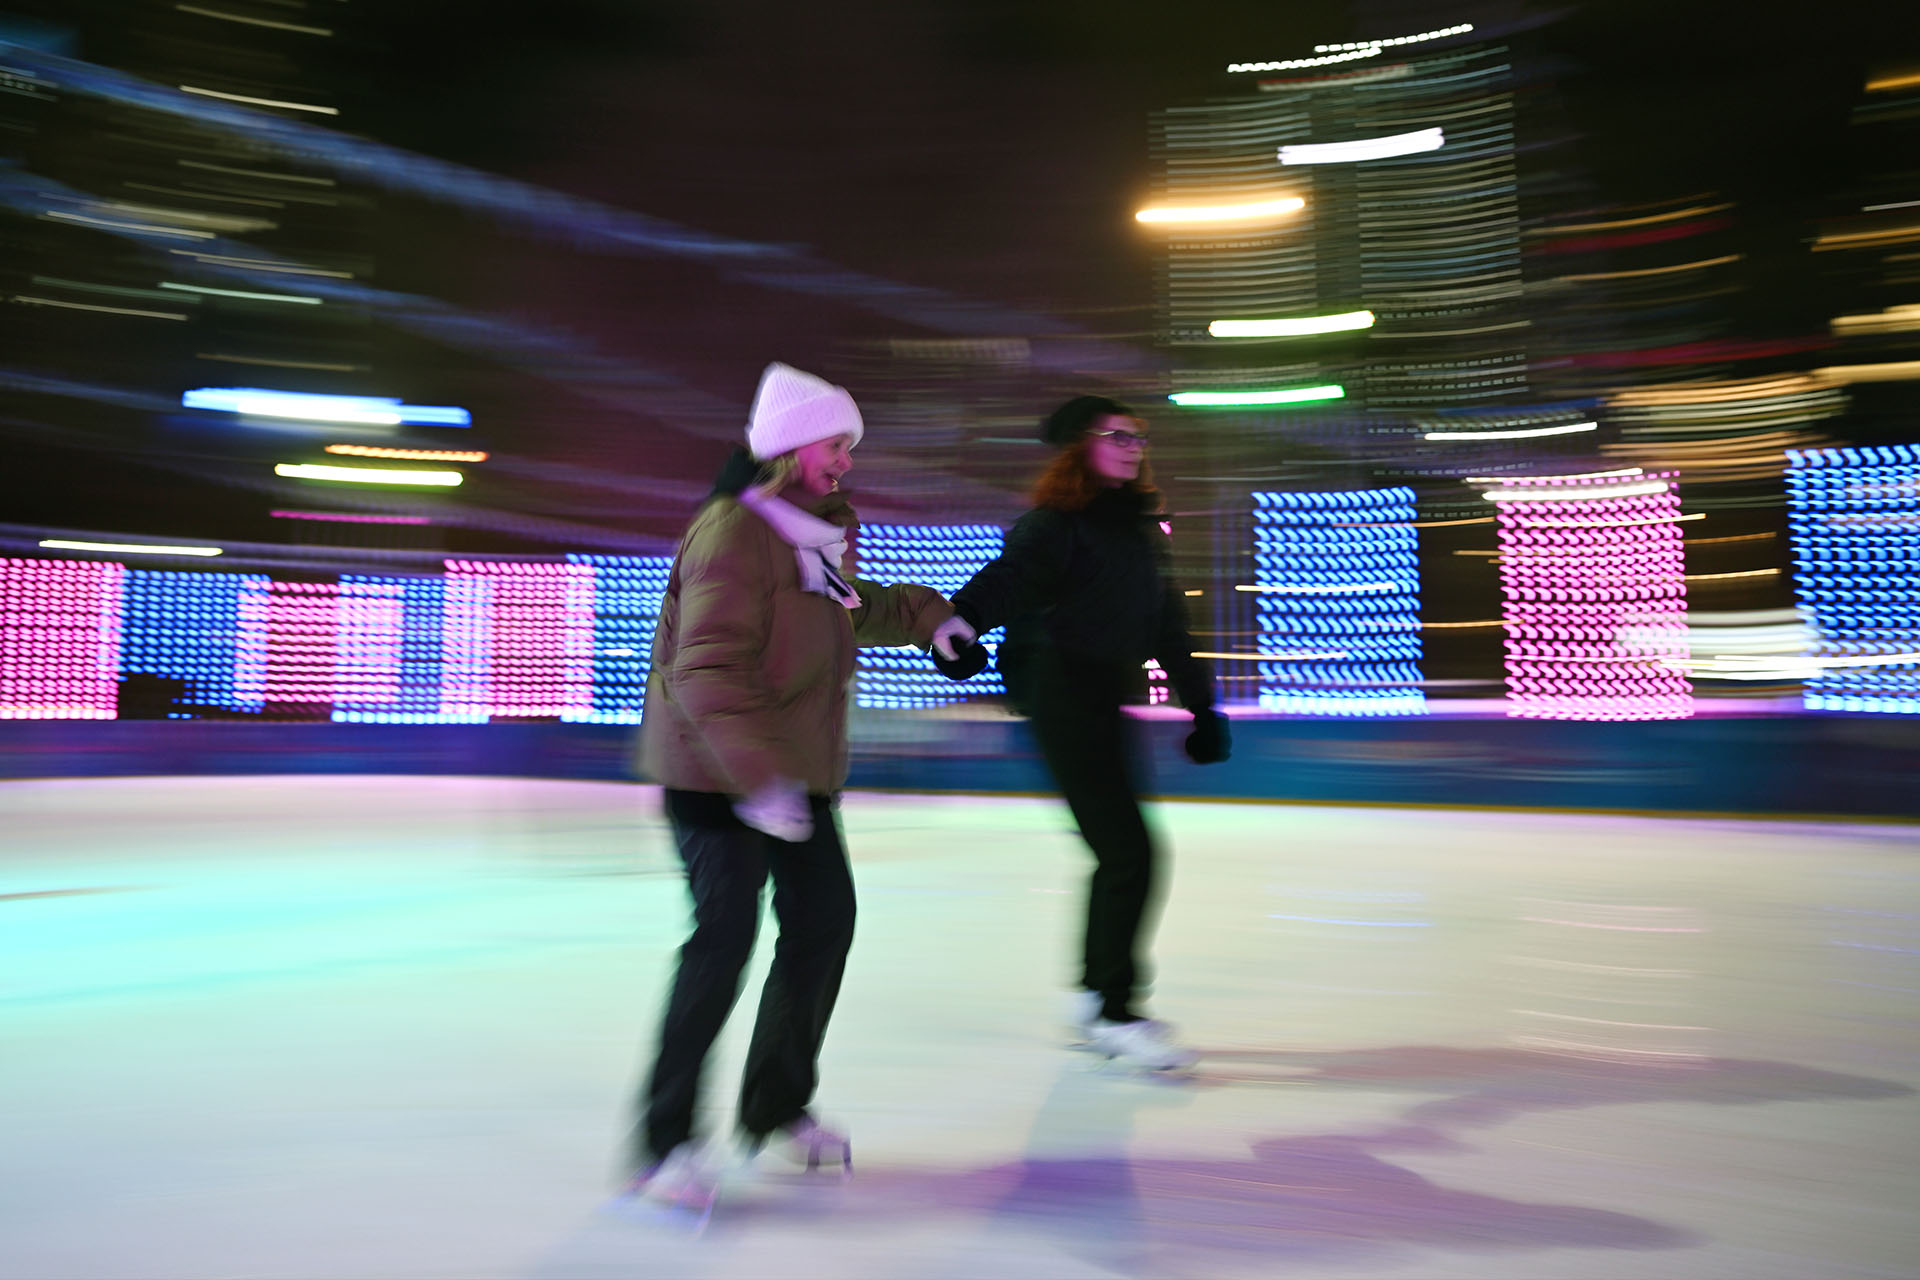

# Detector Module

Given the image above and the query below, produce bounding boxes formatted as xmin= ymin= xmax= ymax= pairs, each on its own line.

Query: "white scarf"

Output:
xmin=736 ymin=487 xmax=863 ymax=609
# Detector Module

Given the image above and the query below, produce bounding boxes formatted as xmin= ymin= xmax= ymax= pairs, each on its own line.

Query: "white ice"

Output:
xmin=2 ymin=776 xmax=1917 ymax=1279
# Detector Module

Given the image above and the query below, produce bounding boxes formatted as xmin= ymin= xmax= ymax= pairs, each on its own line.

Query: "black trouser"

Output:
xmin=1024 ymin=653 xmax=1162 ymax=1023
xmin=638 ymin=791 xmax=855 ymax=1165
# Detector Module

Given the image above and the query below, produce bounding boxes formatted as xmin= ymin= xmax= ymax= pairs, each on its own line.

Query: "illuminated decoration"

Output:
xmin=1135 ymin=197 xmax=1305 ymax=225
xmin=122 ymin=569 xmax=266 ymax=716
xmin=1603 ymin=375 xmax=1847 ymax=484
xmin=1229 ymin=48 xmax=1382 ymax=73
xmin=185 ymin=387 xmax=472 ymax=426
xmin=1488 ymin=473 xmax=1692 ymax=721
xmin=1279 ymin=128 xmax=1444 ymax=166
xmin=1248 ymin=490 xmax=1425 ymax=716
xmin=852 ymin=526 xmax=1007 ymax=709
xmin=1314 ymin=24 xmax=1474 ymax=52
xmin=567 ymin=554 xmax=673 ymax=724
xmin=332 ymin=577 xmax=462 ymax=723
xmin=0 ymin=558 xmax=123 ymax=719
xmin=157 ymin=282 xmax=320 ymax=304
xmin=177 ymin=84 xmax=338 ymax=115
xmin=274 ymin=463 xmax=463 ymax=486
xmin=1831 ymin=305 xmax=1920 ymax=336
xmin=441 ymin=561 xmax=595 ymax=721
xmin=270 ymin=510 xmax=432 ymax=525
xmin=323 ymin=444 xmax=488 ymax=462
xmin=1814 ymin=361 xmax=1920 ymax=384
xmin=1169 ymin=385 xmax=1346 ymax=407
xmin=235 ymin=579 xmax=340 ymax=716
xmin=1209 ymin=310 xmax=1374 ymax=338
xmin=40 ymin=538 xmax=222 ymax=556
xmin=1227 ymin=24 xmax=1473 ymax=73
xmin=1786 ymin=446 xmax=1920 ymax=715
xmin=1422 ymin=420 xmax=1596 ymax=442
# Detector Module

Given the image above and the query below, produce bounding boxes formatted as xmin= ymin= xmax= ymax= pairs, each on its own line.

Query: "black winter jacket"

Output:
xmin=950 ymin=487 xmax=1215 ymax=715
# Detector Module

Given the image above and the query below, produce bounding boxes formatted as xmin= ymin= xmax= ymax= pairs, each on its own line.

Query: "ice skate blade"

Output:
xmin=602 ymin=1187 xmax=717 ymax=1235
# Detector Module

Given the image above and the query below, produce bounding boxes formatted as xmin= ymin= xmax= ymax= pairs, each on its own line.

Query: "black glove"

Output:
xmin=931 ymin=639 xmax=989 ymax=681
xmin=1183 ymin=708 xmax=1230 ymax=765
xmin=710 ymin=446 xmax=760 ymax=497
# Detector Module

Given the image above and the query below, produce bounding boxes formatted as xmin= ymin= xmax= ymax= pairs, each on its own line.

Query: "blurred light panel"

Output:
xmin=1249 ymin=490 xmax=1425 ymax=716
xmin=1786 ymin=446 xmax=1920 ymax=715
xmin=1135 ymin=196 xmax=1305 ymax=225
xmin=40 ymin=538 xmax=222 ymax=556
xmin=184 ymin=387 xmax=471 ymax=426
xmin=0 ymin=558 xmax=123 ymax=719
xmin=236 ymin=580 xmax=339 ymax=715
xmin=333 ymin=577 xmax=458 ymax=723
xmin=122 ymin=569 xmax=267 ymax=716
xmin=1490 ymin=473 xmax=1692 ymax=720
xmin=441 ymin=562 xmax=594 ymax=721
xmin=853 ymin=526 xmax=1007 ymax=709
xmin=567 ymin=554 xmax=673 ymax=725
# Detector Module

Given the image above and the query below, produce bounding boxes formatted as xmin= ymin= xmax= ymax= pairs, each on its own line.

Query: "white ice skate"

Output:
xmin=1087 ymin=1017 xmax=1199 ymax=1072
xmin=619 ymin=1140 xmax=721 ymax=1222
xmin=745 ymin=1114 xmax=852 ymax=1176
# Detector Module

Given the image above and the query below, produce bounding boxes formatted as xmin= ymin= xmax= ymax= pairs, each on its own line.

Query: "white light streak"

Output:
xmin=178 ymin=85 xmax=338 ymax=115
xmin=1427 ymin=421 xmax=1597 ymax=441
xmin=40 ymin=539 xmax=222 ymax=556
xmin=274 ymin=464 xmax=463 ymax=487
xmin=1280 ymin=128 xmax=1443 ymax=165
xmin=175 ymin=4 xmax=332 ymax=34
xmin=1209 ymin=310 xmax=1374 ymax=338
xmin=12 ymin=296 xmax=188 ymax=320
xmin=159 ymin=282 xmax=321 ymax=304
xmin=1481 ymin=480 xmax=1672 ymax=503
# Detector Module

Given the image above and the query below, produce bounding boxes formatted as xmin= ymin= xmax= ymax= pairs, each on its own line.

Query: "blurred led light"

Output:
xmin=854 ymin=525 xmax=1008 ymax=709
xmin=1866 ymin=70 xmax=1920 ymax=92
xmin=1279 ymin=128 xmax=1443 ymax=165
xmin=175 ymin=4 xmax=332 ymax=35
xmin=1466 ymin=469 xmax=1642 ymax=484
xmin=1135 ymin=197 xmax=1305 ymax=225
xmin=42 ymin=210 xmax=214 ymax=239
xmin=1170 ymin=385 xmax=1345 ymax=407
xmin=270 ymin=510 xmax=432 ymax=524
xmin=1529 ymin=204 xmax=1732 ymax=236
xmin=1229 ymin=48 xmax=1381 ymax=73
xmin=1482 ymin=481 xmax=1671 ymax=503
xmin=275 ymin=464 xmax=462 ymax=486
xmin=1209 ymin=310 xmax=1374 ymax=337
xmin=1684 ymin=569 xmax=1780 ymax=582
xmin=158 ymin=281 xmax=320 ymax=304
xmin=1558 ymin=254 xmax=1741 ymax=282
xmin=1814 ymin=361 xmax=1920 ymax=384
xmin=1832 ymin=305 xmax=1920 ymax=336
xmin=13 ymin=295 xmax=188 ymax=320
xmin=184 ymin=387 xmax=472 ymax=426
xmin=1812 ymin=225 xmax=1920 ymax=251
xmin=0 ymin=558 xmax=124 ymax=720
xmin=1315 ymin=23 xmax=1472 ymax=51
xmin=177 ymin=84 xmax=338 ymax=115
xmin=1426 ymin=421 xmax=1597 ymax=442
xmin=172 ymin=251 xmax=353 ymax=279
xmin=39 ymin=539 xmax=221 ymax=557
xmin=324 ymin=444 xmax=488 ymax=462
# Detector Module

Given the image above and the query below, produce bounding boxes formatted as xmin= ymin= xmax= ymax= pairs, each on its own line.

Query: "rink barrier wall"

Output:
xmin=0 ymin=713 xmax=1914 ymax=820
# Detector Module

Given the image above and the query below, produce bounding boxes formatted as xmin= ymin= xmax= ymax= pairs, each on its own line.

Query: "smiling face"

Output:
xmin=1083 ymin=413 xmax=1148 ymax=485
xmin=788 ymin=433 xmax=855 ymax=500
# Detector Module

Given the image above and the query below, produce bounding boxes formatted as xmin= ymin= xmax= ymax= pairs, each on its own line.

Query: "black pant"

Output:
xmin=638 ymin=791 xmax=856 ymax=1165
xmin=1024 ymin=653 xmax=1162 ymax=1023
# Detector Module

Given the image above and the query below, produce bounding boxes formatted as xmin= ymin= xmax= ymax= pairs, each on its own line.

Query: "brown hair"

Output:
xmin=1030 ymin=435 xmax=1160 ymax=513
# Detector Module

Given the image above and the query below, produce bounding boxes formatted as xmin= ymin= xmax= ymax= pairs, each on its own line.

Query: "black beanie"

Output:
xmin=1041 ymin=395 xmax=1133 ymax=448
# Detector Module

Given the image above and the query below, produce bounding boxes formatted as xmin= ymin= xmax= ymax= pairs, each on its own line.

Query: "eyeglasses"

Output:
xmin=1087 ymin=427 xmax=1149 ymax=450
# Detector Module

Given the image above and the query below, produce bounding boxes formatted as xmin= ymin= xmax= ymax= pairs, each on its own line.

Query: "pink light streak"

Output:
xmin=270 ymin=510 xmax=433 ymax=525
xmin=0 ymin=558 xmax=124 ymax=719
xmin=1493 ymin=473 xmax=1693 ymax=720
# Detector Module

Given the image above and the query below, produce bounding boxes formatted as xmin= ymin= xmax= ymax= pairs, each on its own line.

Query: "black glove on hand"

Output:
xmin=1183 ymin=708 xmax=1230 ymax=765
xmin=931 ymin=640 xmax=990 ymax=681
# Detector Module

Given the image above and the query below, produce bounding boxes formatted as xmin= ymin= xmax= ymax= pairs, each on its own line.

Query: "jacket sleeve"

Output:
xmin=948 ymin=507 xmax=1073 ymax=632
xmin=846 ymin=580 xmax=952 ymax=649
xmin=1151 ymin=530 xmax=1217 ymax=713
xmin=663 ymin=507 xmax=783 ymax=796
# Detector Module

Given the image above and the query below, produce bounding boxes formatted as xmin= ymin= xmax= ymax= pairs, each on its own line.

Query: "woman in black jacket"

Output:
xmin=932 ymin=395 xmax=1229 ymax=1070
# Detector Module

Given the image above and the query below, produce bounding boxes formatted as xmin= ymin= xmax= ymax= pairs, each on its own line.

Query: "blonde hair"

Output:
xmin=752 ymin=453 xmax=801 ymax=497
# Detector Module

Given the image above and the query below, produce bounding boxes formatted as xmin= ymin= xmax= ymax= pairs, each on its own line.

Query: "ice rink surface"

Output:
xmin=3 ymin=775 xmax=1917 ymax=1280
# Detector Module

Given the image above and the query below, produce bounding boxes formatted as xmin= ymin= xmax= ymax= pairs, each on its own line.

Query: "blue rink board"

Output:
xmin=0 ymin=712 xmax=1914 ymax=820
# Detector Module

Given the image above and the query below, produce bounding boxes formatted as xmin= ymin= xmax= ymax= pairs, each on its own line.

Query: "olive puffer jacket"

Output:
xmin=636 ymin=493 xmax=952 ymax=797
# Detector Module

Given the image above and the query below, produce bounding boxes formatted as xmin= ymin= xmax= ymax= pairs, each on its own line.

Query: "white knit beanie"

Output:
xmin=745 ymin=361 xmax=864 ymax=461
